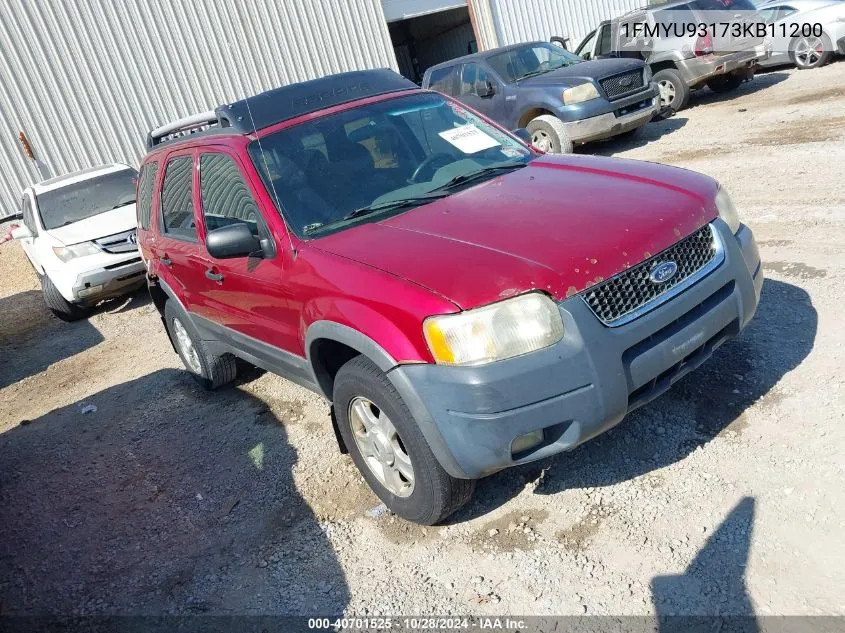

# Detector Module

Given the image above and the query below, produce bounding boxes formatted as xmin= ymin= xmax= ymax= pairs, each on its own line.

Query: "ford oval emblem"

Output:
xmin=620 ymin=77 xmax=634 ymax=88
xmin=650 ymin=261 xmax=678 ymax=284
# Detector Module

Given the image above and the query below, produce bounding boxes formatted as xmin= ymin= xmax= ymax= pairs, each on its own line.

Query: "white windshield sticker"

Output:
xmin=438 ymin=124 xmax=500 ymax=154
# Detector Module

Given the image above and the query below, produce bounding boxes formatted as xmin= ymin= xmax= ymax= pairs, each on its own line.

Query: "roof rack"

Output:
xmin=145 ymin=69 xmax=417 ymax=150
xmin=146 ymin=111 xmax=219 ymax=149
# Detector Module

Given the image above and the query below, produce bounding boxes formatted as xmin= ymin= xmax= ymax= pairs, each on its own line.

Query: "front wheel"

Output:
xmin=526 ymin=115 xmax=573 ymax=154
xmin=41 ymin=275 xmax=87 ymax=322
xmin=333 ymin=356 xmax=475 ymax=525
xmin=790 ymin=34 xmax=833 ymax=69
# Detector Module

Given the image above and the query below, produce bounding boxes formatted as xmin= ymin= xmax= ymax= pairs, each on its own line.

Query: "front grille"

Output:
xmin=95 ymin=229 xmax=138 ymax=254
xmin=600 ymin=70 xmax=645 ymax=100
xmin=581 ymin=225 xmax=719 ymax=326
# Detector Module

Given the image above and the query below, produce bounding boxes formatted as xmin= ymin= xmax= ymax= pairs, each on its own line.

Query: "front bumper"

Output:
xmin=390 ymin=220 xmax=762 ymax=479
xmin=562 ymin=86 xmax=660 ymax=143
xmin=71 ymin=257 xmax=146 ymax=304
xmin=677 ymin=50 xmax=759 ymax=87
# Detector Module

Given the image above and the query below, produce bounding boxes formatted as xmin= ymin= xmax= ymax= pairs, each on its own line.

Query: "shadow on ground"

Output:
xmin=0 ymin=369 xmax=349 ymax=615
xmin=685 ymin=71 xmax=790 ymax=109
xmin=0 ymin=288 xmax=149 ymax=389
xmin=454 ymin=278 xmax=816 ymax=521
xmin=583 ymin=116 xmax=689 ymax=156
xmin=652 ymin=496 xmax=758 ymax=629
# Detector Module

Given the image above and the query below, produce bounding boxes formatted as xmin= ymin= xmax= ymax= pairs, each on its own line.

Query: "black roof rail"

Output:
xmin=145 ymin=69 xmax=417 ymax=151
xmin=215 ymin=69 xmax=417 ymax=134
xmin=146 ymin=111 xmax=220 ymax=150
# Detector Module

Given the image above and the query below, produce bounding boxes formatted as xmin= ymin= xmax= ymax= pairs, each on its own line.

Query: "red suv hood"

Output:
xmin=312 ymin=155 xmax=720 ymax=310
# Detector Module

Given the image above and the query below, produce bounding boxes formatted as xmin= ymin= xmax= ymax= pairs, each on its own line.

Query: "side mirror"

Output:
xmin=478 ymin=80 xmax=496 ymax=98
xmin=512 ymin=128 xmax=533 ymax=145
xmin=10 ymin=224 xmax=33 ymax=240
xmin=206 ymin=223 xmax=263 ymax=260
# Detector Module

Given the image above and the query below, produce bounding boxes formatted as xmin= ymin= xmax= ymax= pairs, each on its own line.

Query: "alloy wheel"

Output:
xmin=658 ymin=79 xmax=676 ymax=107
xmin=795 ymin=37 xmax=824 ymax=67
xmin=348 ymin=396 xmax=414 ymax=497
xmin=531 ymin=129 xmax=553 ymax=153
xmin=172 ymin=317 xmax=202 ymax=374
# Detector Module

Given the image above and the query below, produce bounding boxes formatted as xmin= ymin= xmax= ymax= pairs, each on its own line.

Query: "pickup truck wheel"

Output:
xmin=164 ymin=301 xmax=237 ymax=390
xmin=41 ymin=275 xmax=87 ymax=322
xmin=527 ymin=115 xmax=573 ymax=154
xmin=333 ymin=356 xmax=475 ymax=525
xmin=653 ymin=69 xmax=690 ymax=112
xmin=790 ymin=34 xmax=833 ymax=69
xmin=706 ymin=74 xmax=743 ymax=94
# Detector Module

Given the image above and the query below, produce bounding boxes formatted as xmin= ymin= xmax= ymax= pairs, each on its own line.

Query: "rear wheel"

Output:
xmin=706 ymin=74 xmax=743 ymax=94
xmin=41 ymin=275 xmax=87 ymax=322
xmin=653 ymin=68 xmax=690 ymax=112
xmin=164 ymin=301 xmax=237 ymax=389
xmin=526 ymin=115 xmax=573 ymax=154
xmin=790 ymin=33 xmax=833 ymax=69
xmin=333 ymin=355 xmax=475 ymax=525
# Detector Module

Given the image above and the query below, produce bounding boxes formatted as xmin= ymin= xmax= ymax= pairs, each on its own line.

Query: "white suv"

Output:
xmin=11 ymin=163 xmax=146 ymax=321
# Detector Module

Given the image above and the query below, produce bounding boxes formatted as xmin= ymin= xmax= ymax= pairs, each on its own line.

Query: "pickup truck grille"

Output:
xmin=581 ymin=225 xmax=718 ymax=326
xmin=95 ymin=229 xmax=138 ymax=254
xmin=600 ymin=70 xmax=645 ymax=100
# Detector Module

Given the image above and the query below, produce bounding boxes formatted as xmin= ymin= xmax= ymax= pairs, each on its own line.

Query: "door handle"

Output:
xmin=205 ymin=269 xmax=224 ymax=282
xmin=159 ymin=256 xmax=172 ymax=267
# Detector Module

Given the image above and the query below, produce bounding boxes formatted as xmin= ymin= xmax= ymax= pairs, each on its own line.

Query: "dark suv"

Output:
xmin=422 ymin=41 xmax=659 ymax=153
xmin=138 ymin=69 xmax=762 ymax=525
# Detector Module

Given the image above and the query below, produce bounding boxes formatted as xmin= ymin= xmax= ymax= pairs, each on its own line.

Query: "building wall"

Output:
xmin=468 ymin=0 xmax=501 ymax=51
xmin=414 ymin=21 xmax=477 ymax=75
xmin=0 ymin=0 xmax=397 ymax=219
xmin=488 ymin=0 xmax=642 ymax=49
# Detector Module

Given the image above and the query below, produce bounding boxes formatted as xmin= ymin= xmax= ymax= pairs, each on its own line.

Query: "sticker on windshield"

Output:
xmin=439 ymin=124 xmax=500 ymax=154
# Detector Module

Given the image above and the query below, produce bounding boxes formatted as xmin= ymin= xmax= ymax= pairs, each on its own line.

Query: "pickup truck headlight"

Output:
xmin=562 ymin=82 xmax=600 ymax=105
xmin=423 ymin=293 xmax=564 ymax=366
xmin=715 ymin=186 xmax=742 ymax=234
xmin=53 ymin=242 xmax=101 ymax=262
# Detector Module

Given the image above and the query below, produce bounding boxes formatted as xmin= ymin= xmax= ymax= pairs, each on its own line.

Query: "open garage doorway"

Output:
xmin=387 ymin=4 xmax=477 ymax=84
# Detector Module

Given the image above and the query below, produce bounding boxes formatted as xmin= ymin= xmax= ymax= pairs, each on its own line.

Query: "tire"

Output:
xmin=789 ymin=33 xmax=833 ymax=70
xmin=526 ymin=114 xmax=573 ymax=154
xmin=163 ymin=300 xmax=237 ymax=390
xmin=41 ymin=275 xmax=87 ymax=322
xmin=706 ymin=74 xmax=743 ymax=94
xmin=333 ymin=355 xmax=475 ymax=525
xmin=653 ymin=68 xmax=690 ymax=112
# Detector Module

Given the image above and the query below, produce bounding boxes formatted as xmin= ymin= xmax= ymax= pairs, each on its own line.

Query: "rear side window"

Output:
xmin=199 ymin=154 xmax=261 ymax=238
xmin=160 ymin=156 xmax=196 ymax=240
xmin=136 ymin=162 xmax=158 ymax=230
xmin=428 ymin=66 xmax=458 ymax=95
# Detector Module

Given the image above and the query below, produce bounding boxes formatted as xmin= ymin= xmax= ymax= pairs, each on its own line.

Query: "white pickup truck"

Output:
xmin=10 ymin=163 xmax=146 ymax=321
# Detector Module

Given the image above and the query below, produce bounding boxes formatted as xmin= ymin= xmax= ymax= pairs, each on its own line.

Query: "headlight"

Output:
xmin=562 ymin=82 xmax=600 ymax=105
xmin=644 ymin=65 xmax=653 ymax=83
xmin=423 ymin=292 xmax=564 ymax=366
xmin=715 ymin=186 xmax=741 ymax=234
xmin=53 ymin=241 xmax=101 ymax=262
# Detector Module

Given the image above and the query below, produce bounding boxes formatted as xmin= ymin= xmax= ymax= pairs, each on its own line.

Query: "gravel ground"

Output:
xmin=1 ymin=63 xmax=844 ymax=619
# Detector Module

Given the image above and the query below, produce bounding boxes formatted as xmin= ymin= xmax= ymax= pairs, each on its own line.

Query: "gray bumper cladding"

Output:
xmin=394 ymin=220 xmax=763 ymax=480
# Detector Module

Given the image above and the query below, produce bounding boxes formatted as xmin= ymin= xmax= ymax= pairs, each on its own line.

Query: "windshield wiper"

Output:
xmin=430 ymin=163 xmax=527 ymax=193
xmin=304 ymin=194 xmax=450 ymax=235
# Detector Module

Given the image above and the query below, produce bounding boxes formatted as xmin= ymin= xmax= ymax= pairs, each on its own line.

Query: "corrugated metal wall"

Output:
xmin=0 ymin=0 xmax=397 ymax=219
xmin=468 ymin=0 xmax=500 ymax=51
xmin=489 ymin=0 xmax=641 ymax=49
xmin=415 ymin=22 xmax=476 ymax=74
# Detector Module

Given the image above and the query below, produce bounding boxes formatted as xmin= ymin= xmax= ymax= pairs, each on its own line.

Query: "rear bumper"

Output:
xmin=71 ymin=257 xmax=146 ymax=304
xmin=561 ymin=86 xmax=660 ymax=143
xmin=677 ymin=50 xmax=758 ymax=86
xmin=391 ymin=220 xmax=762 ymax=479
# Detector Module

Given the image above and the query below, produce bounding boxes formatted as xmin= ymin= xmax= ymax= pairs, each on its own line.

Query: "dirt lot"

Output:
xmin=2 ymin=63 xmax=844 ymax=618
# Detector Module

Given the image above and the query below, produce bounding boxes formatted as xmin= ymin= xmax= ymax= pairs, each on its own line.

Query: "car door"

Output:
xmin=192 ymin=148 xmax=304 ymax=371
xmin=18 ymin=193 xmax=43 ymax=273
xmin=155 ymin=150 xmax=209 ymax=312
xmin=575 ymin=29 xmax=598 ymax=60
xmin=454 ymin=62 xmax=505 ymax=122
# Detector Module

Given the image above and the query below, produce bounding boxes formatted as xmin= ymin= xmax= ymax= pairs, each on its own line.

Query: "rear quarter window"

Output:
xmin=427 ymin=66 xmax=459 ymax=96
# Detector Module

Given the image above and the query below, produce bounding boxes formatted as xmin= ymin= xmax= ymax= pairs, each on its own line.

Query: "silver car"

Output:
xmin=756 ymin=0 xmax=845 ymax=68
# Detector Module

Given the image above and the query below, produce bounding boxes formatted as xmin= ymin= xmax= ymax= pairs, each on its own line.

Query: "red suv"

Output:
xmin=137 ymin=69 xmax=763 ymax=524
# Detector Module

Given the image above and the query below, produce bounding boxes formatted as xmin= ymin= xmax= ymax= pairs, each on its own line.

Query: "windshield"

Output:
xmin=37 ymin=168 xmax=137 ymax=230
xmin=249 ymin=92 xmax=533 ymax=237
xmin=487 ymin=43 xmax=582 ymax=83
